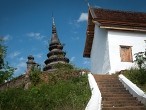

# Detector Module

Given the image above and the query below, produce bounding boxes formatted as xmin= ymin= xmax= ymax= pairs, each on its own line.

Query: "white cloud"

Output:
xmin=17 ymin=62 xmax=26 ymax=68
xmin=27 ymin=32 xmax=45 ymax=40
xmin=14 ymin=62 xmax=26 ymax=76
xmin=69 ymin=20 xmax=80 ymax=28
xmin=3 ymin=35 xmax=10 ymax=41
xmin=70 ymin=57 xmax=75 ymax=62
xmin=77 ymin=13 xmax=88 ymax=22
xmin=9 ymin=51 xmax=21 ymax=58
xmin=19 ymin=57 xmax=25 ymax=61
xmin=34 ymin=53 xmax=43 ymax=58
xmin=83 ymin=58 xmax=90 ymax=65
xmin=2 ymin=34 xmax=12 ymax=41
xmin=43 ymin=40 xmax=49 ymax=46
xmin=72 ymin=36 xmax=80 ymax=40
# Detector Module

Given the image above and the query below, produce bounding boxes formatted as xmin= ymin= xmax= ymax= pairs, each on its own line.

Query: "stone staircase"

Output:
xmin=94 ymin=75 xmax=146 ymax=110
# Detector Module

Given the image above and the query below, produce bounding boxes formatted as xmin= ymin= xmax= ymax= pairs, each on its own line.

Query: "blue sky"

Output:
xmin=1 ymin=0 xmax=146 ymax=76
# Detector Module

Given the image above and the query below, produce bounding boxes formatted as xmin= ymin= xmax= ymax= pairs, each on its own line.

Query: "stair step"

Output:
xmin=102 ymin=106 xmax=146 ymax=110
xmin=100 ymin=87 xmax=128 ymax=92
xmin=102 ymin=93 xmax=133 ymax=98
xmin=102 ymin=97 xmax=137 ymax=101
xmin=101 ymin=90 xmax=130 ymax=94
xmin=93 ymin=75 xmax=145 ymax=109
xmin=98 ymin=84 xmax=124 ymax=87
xmin=102 ymin=100 xmax=142 ymax=107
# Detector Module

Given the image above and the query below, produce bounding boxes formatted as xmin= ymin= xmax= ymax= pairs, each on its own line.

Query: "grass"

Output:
xmin=0 ymin=63 xmax=91 ymax=110
xmin=123 ymin=67 xmax=146 ymax=92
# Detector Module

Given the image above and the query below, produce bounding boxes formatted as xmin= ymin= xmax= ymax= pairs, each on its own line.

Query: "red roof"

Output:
xmin=83 ymin=7 xmax=146 ymax=58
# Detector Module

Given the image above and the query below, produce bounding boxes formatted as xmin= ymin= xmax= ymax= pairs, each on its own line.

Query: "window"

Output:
xmin=120 ymin=45 xmax=133 ymax=62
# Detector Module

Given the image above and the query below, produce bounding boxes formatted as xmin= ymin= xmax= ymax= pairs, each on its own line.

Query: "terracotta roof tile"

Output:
xmin=93 ymin=8 xmax=146 ymax=22
xmin=91 ymin=8 xmax=146 ymax=29
xmin=83 ymin=7 xmax=146 ymax=58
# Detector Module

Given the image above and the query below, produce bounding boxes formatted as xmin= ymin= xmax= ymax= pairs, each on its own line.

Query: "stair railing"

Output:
xmin=85 ymin=73 xmax=102 ymax=110
xmin=119 ymin=74 xmax=146 ymax=105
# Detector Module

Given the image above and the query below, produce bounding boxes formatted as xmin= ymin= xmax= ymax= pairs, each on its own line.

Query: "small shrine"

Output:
xmin=43 ymin=17 xmax=69 ymax=71
xmin=26 ymin=55 xmax=39 ymax=71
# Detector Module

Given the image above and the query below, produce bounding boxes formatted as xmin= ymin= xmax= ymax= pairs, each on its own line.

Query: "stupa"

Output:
xmin=26 ymin=55 xmax=38 ymax=71
xmin=43 ymin=17 xmax=69 ymax=71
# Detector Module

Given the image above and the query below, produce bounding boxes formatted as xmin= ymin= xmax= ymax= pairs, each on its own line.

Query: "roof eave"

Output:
xmin=100 ymin=26 xmax=146 ymax=32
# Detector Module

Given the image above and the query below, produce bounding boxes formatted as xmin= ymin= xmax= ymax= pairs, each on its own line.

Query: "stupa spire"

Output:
xmin=50 ymin=16 xmax=60 ymax=45
xmin=52 ymin=16 xmax=56 ymax=34
xmin=43 ymin=17 xmax=69 ymax=71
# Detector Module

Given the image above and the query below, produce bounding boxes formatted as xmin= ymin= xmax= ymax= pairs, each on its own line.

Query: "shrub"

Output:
xmin=123 ymin=67 xmax=146 ymax=92
xmin=123 ymin=67 xmax=146 ymax=85
xmin=0 ymin=62 xmax=91 ymax=110
xmin=29 ymin=67 xmax=41 ymax=86
xmin=122 ymin=51 xmax=146 ymax=91
xmin=0 ymin=75 xmax=91 ymax=110
xmin=47 ymin=63 xmax=81 ymax=84
xmin=134 ymin=52 xmax=146 ymax=69
xmin=53 ymin=63 xmax=74 ymax=70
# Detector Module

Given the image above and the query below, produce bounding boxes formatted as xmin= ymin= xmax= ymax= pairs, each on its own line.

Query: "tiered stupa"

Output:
xmin=43 ymin=17 xmax=69 ymax=71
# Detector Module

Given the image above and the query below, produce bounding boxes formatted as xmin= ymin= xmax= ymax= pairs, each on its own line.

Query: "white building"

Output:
xmin=83 ymin=7 xmax=146 ymax=74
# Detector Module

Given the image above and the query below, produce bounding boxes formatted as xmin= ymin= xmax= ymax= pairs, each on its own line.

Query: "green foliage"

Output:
xmin=0 ymin=75 xmax=91 ymax=110
xmin=123 ymin=67 xmax=146 ymax=85
xmin=0 ymin=38 xmax=6 ymax=69
xmin=123 ymin=51 xmax=146 ymax=91
xmin=134 ymin=52 xmax=146 ymax=69
xmin=48 ymin=63 xmax=80 ymax=84
xmin=0 ymin=63 xmax=15 ymax=84
xmin=0 ymin=62 xmax=91 ymax=109
xmin=53 ymin=63 xmax=74 ymax=70
xmin=123 ymin=67 xmax=146 ymax=92
xmin=0 ymin=38 xmax=15 ymax=84
xmin=29 ymin=67 xmax=41 ymax=86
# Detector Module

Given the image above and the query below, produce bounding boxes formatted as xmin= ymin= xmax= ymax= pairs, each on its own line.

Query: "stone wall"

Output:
xmin=0 ymin=70 xmax=87 ymax=90
xmin=0 ymin=75 xmax=30 ymax=90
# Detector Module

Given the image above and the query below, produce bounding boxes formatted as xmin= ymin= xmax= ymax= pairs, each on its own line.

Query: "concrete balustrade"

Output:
xmin=85 ymin=73 xmax=102 ymax=110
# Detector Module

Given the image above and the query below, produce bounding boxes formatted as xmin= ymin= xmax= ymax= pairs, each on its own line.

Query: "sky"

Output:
xmin=1 ymin=0 xmax=146 ymax=77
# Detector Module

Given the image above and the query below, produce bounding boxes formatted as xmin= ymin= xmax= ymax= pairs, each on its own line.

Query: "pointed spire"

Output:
xmin=50 ymin=16 xmax=60 ymax=45
xmin=43 ymin=17 xmax=69 ymax=71
xmin=52 ymin=15 xmax=57 ymax=34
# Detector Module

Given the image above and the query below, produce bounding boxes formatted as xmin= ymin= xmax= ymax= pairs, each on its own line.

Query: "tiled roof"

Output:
xmin=83 ymin=7 xmax=146 ymax=58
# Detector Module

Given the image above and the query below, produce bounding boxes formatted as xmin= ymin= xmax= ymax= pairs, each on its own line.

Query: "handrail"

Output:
xmin=85 ymin=73 xmax=102 ymax=110
xmin=119 ymin=74 xmax=146 ymax=105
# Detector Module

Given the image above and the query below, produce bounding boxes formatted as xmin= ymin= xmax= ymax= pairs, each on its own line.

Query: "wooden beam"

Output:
xmin=100 ymin=26 xmax=146 ymax=32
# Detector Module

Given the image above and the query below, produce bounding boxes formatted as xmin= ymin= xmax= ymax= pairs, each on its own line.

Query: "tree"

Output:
xmin=0 ymin=38 xmax=15 ymax=84
xmin=133 ymin=51 xmax=146 ymax=85
xmin=134 ymin=51 xmax=146 ymax=69
xmin=0 ymin=38 xmax=6 ymax=69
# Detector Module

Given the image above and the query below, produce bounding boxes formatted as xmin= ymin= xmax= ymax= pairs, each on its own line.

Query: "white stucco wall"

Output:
xmin=90 ymin=25 xmax=110 ymax=74
xmin=108 ymin=30 xmax=146 ymax=73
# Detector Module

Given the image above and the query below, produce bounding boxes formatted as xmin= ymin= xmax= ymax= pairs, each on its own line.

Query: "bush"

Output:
xmin=53 ymin=63 xmax=74 ymax=70
xmin=0 ymin=75 xmax=91 ymax=110
xmin=122 ymin=51 xmax=146 ymax=91
xmin=47 ymin=63 xmax=81 ymax=84
xmin=134 ymin=52 xmax=146 ymax=69
xmin=0 ymin=63 xmax=91 ymax=110
xmin=123 ymin=67 xmax=146 ymax=92
xmin=29 ymin=67 xmax=41 ymax=86
xmin=123 ymin=67 xmax=146 ymax=85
